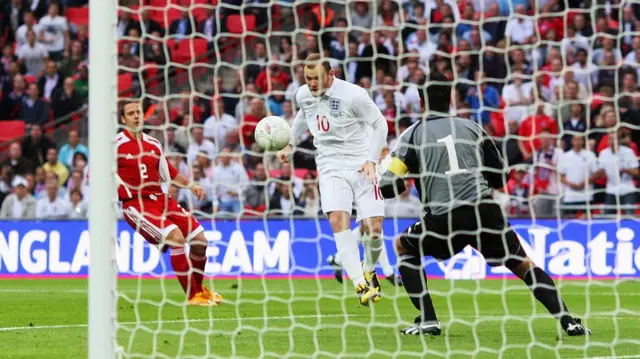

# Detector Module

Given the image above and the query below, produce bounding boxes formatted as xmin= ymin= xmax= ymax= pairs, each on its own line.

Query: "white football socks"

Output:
xmin=334 ymin=229 xmax=366 ymax=288
xmin=362 ymin=231 xmax=384 ymax=273
xmin=377 ymin=237 xmax=395 ymax=277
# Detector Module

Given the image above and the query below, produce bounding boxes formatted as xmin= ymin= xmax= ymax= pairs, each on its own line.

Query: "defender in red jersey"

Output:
xmin=117 ymin=101 xmax=222 ymax=306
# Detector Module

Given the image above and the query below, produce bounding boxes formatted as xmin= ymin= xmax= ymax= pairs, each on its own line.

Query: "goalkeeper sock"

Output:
xmin=170 ymin=247 xmax=196 ymax=299
xmin=189 ymin=251 xmax=207 ymax=293
xmin=334 ymin=229 xmax=366 ymax=287
xmin=362 ymin=231 xmax=384 ymax=273
xmin=523 ymin=267 xmax=571 ymax=322
xmin=398 ymin=253 xmax=438 ymax=322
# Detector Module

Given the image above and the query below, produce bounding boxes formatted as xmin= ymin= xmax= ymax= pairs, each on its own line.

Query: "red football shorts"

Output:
xmin=122 ymin=194 xmax=204 ymax=246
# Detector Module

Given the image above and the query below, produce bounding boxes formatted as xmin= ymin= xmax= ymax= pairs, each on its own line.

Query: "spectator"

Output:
xmin=74 ymin=62 xmax=88 ymax=100
xmin=200 ymin=7 xmax=217 ymax=38
xmin=195 ymin=151 xmax=213 ymax=179
xmin=244 ymin=162 xmax=269 ymax=213
xmin=530 ymin=129 xmax=563 ymax=217
xmin=241 ymin=98 xmax=267 ymax=148
xmin=561 ymin=26 xmax=590 ymax=60
xmin=36 ymin=171 xmax=65 ymax=199
xmin=42 ymin=147 xmax=69 ymax=186
xmin=268 ymin=163 xmax=304 ymax=198
xmin=170 ymin=92 xmax=201 ymax=123
xmin=356 ymin=31 xmax=391 ymax=81
xmin=163 ymin=128 xmax=187 ymax=156
xmin=118 ymin=42 xmax=140 ymax=74
xmin=178 ymin=164 xmax=215 ymax=213
xmin=66 ymin=188 xmax=88 ymax=219
xmin=558 ymin=135 xmax=601 ymax=216
xmin=244 ymin=41 xmax=268 ymax=83
xmin=466 ymin=71 xmax=500 ymax=126
xmin=518 ymin=102 xmax=559 ymax=161
xmin=285 ymin=65 xmax=304 ymax=101
xmin=139 ymin=9 xmax=163 ymax=36
xmin=571 ymin=48 xmax=599 ymax=90
xmin=268 ymin=82 xmax=286 ymax=116
xmin=598 ymin=129 xmax=640 ymax=215
xmin=51 ymin=77 xmax=83 ymax=119
xmin=187 ymin=127 xmax=216 ymax=163
xmin=58 ymin=130 xmax=89 ymax=170
xmin=212 ymin=147 xmax=249 ymax=214
xmin=38 ymin=2 xmax=69 ymax=61
xmin=505 ymin=4 xmax=535 ymax=44
xmin=592 ymin=36 xmax=622 ymax=66
xmin=169 ymin=10 xmax=195 ymax=37
xmin=65 ymin=169 xmax=88 ymax=200
xmin=35 ymin=177 xmax=69 ymax=219
xmin=117 ymin=9 xmax=140 ymax=38
xmin=203 ymin=98 xmax=237 ymax=149
xmin=502 ymin=69 xmax=533 ymax=124
xmin=385 ymin=179 xmax=421 ymax=217
xmin=269 ymin=182 xmax=303 ymax=216
xmin=572 ymin=13 xmax=593 ymax=38
xmin=596 ymin=50 xmax=619 ymax=90
xmin=33 ymin=166 xmax=46 ymax=194
xmin=16 ymin=29 xmax=48 ymax=76
xmin=1 ymin=142 xmax=34 ymax=176
xmin=278 ymin=36 xmax=294 ymax=64
xmin=38 ymin=60 xmax=63 ymax=100
xmin=350 ymin=1 xmax=373 ymax=39
xmin=1 ymin=44 xmax=16 ymax=74
xmin=255 ymin=56 xmax=290 ymax=94
xmin=144 ymin=38 xmax=167 ymax=65
xmin=561 ymin=104 xmax=588 ymax=150
xmin=282 ymin=100 xmax=295 ymax=124
xmin=0 ymin=176 xmax=36 ymax=219
xmin=405 ymin=28 xmax=437 ymax=65
xmin=15 ymin=11 xmax=41 ymax=50
xmin=20 ymin=83 xmax=49 ymax=125
xmin=59 ymin=40 xmax=86 ymax=78
xmin=298 ymin=172 xmax=320 ymax=217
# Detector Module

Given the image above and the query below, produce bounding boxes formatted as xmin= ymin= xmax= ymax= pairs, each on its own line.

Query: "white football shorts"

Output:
xmin=318 ymin=168 xmax=385 ymax=222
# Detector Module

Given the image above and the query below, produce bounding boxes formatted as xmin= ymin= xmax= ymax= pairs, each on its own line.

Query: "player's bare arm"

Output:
xmin=172 ymin=173 xmax=206 ymax=201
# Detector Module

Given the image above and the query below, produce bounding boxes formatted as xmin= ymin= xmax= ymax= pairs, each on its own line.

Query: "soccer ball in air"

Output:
xmin=254 ymin=116 xmax=291 ymax=151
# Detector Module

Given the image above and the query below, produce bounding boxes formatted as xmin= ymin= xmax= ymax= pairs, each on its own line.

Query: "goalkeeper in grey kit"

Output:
xmin=378 ymin=72 xmax=590 ymax=337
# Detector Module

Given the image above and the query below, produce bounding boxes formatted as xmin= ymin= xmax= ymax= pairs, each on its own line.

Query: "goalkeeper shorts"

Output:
xmin=398 ymin=197 xmax=526 ymax=269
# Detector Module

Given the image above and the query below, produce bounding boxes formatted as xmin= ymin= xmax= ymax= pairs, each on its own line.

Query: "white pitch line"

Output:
xmin=0 ymin=313 xmax=377 ymax=332
xmin=571 ymin=356 xmax=640 ymax=359
xmin=0 ymin=314 xmax=636 ymax=333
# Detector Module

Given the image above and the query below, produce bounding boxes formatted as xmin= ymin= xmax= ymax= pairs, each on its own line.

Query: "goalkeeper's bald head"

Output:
xmin=418 ymin=72 xmax=451 ymax=115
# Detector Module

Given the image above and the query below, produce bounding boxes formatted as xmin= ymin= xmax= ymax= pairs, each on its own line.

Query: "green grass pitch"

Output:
xmin=1 ymin=278 xmax=639 ymax=358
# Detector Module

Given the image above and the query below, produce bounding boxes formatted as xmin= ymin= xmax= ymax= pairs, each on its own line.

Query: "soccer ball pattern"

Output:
xmin=254 ymin=116 xmax=291 ymax=152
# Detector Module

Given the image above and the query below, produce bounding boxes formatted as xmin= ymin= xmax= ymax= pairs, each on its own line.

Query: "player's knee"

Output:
xmin=190 ymin=243 xmax=207 ymax=257
xmin=166 ymin=228 xmax=186 ymax=248
xmin=328 ymin=212 xmax=348 ymax=231
xmin=395 ymin=236 xmax=408 ymax=256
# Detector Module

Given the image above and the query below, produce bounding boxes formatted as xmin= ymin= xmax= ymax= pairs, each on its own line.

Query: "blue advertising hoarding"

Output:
xmin=0 ymin=218 xmax=639 ymax=279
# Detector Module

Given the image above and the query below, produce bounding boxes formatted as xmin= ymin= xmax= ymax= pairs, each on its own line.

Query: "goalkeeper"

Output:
xmin=378 ymin=72 xmax=590 ymax=337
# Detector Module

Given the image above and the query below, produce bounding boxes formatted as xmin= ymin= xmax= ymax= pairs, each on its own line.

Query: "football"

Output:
xmin=254 ymin=116 xmax=291 ymax=151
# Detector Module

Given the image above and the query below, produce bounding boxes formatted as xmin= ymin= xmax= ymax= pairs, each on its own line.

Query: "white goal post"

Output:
xmin=88 ymin=0 xmax=117 ymax=358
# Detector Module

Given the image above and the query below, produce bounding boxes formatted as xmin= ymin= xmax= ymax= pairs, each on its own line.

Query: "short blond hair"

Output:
xmin=304 ymin=53 xmax=331 ymax=73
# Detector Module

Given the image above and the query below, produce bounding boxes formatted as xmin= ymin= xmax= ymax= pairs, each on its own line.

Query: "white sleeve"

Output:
xmin=158 ymin=150 xmax=172 ymax=182
xmin=557 ymin=154 xmax=567 ymax=175
xmin=16 ymin=45 xmax=24 ymax=59
xmin=289 ymin=109 xmax=309 ymax=146
xmin=353 ymin=90 xmax=388 ymax=163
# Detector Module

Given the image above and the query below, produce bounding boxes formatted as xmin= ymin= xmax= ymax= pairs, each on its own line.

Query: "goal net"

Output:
xmin=96 ymin=0 xmax=640 ymax=357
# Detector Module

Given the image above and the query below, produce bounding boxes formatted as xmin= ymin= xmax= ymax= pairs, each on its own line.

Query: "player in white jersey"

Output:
xmin=277 ymin=53 xmax=389 ymax=306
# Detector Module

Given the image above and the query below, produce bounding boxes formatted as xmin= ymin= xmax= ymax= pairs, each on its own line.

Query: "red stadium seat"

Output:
xmin=0 ymin=120 xmax=26 ymax=147
xmin=66 ymin=7 xmax=89 ymax=27
xmin=170 ymin=38 xmax=208 ymax=63
xmin=118 ymin=5 xmax=141 ymax=22
xmin=294 ymin=169 xmax=309 ymax=179
xmin=226 ymin=14 xmax=256 ymax=34
xmin=118 ymin=73 xmax=134 ymax=97
xmin=144 ymin=64 xmax=160 ymax=88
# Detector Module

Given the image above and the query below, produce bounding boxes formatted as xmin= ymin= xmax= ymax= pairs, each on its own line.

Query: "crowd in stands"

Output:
xmin=2 ymin=0 xmax=640 ymax=220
